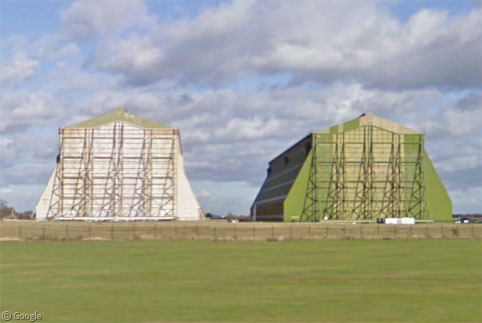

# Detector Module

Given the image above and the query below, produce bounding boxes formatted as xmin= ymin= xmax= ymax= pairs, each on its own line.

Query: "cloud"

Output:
xmin=0 ymin=90 xmax=64 ymax=133
xmin=30 ymin=35 xmax=80 ymax=60
xmin=191 ymin=180 xmax=257 ymax=215
xmin=196 ymin=189 xmax=211 ymax=198
xmin=0 ymin=162 xmax=53 ymax=186
xmin=455 ymin=91 xmax=481 ymax=111
xmin=86 ymin=1 xmax=481 ymax=89
xmin=419 ymin=91 xmax=482 ymax=136
xmin=0 ymin=133 xmax=57 ymax=168
xmin=1 ymin=0 xmax=480 ymax=215
xmin=0 ymin=53 xmax=38 ymax=87
xmin=60 ymin=0 xmax=156 ymax=40
xmin=449 ymin=186 xmax=482 ymax=213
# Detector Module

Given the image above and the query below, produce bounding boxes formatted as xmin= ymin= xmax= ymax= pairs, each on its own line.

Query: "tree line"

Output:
xmin=0 ymin=199 xmax=33 ymax=220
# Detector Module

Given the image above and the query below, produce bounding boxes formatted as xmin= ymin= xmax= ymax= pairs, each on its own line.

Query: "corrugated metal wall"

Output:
xmin=252 ymin=135 xmax=312 ymax=221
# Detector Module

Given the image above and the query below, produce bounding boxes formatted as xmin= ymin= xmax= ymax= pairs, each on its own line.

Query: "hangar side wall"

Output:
xmin=177 ymin=152 xmax=203 ymax=220
xmin=35 ymin=167 xmax=57 ymax=220
xmin=283 ymin=150 xmax=312 ymax=222
xmin=300 ymin=133 xmax=334 ymax=221
xmin=252 ymin=135 xmax=312 ymax=221
xmin=423 ymin=150 xmax=452 ymax=221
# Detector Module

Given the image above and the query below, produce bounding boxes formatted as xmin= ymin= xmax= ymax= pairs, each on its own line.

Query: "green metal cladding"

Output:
xmin=251 ymin=113 xmax=452 ymax=222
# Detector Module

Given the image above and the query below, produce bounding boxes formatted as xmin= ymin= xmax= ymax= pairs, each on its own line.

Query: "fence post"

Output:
xmin=111 ymin=225 xmax=114 ymax=240
xmin=425 ymin=224 xmax=428 ymax=238
xmin=360 ymin=225 xmax=363 ymax=239
xmin=325 ymin=225 xmax=328 ymax=239
xmin=343 ymin=225 xmax=346 ymax=239
xmin=472 ymin=225 xmax=474 ymax=238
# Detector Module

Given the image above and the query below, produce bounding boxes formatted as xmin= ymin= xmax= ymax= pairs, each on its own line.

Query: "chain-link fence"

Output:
xmin=0 ymin=221 xmax=480 ymax=241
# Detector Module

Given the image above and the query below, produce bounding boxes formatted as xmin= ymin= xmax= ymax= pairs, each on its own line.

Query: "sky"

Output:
xmin=0 ymin=0 xmax=481 ymax=215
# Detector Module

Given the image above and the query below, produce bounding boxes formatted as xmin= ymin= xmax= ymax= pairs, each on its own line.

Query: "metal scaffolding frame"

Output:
xmin=301 ymin=125 xmax=425 ymax=221
xmin=46 ymin=122 xmax=178 ymax=220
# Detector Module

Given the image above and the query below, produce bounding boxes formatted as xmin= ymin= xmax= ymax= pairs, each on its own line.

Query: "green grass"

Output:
xmin=1 ymin=240 xmax=480 ymax=322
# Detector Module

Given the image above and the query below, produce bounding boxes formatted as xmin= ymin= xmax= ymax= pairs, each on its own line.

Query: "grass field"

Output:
xmin=1 ymin=240 xmax=481 ymax=322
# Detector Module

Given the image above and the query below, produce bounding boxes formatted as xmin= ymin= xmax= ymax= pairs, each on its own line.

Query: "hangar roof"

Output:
xmin=65 ymin=108 xmax=169 ymax=129
xmin=268 ymin=112 xmax=421 ymax=165
xmin=317 ymin=112 xmax=421 ymax=135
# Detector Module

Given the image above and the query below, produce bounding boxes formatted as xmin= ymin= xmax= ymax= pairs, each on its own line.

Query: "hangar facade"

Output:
xmin=36 ymin=108 xmax=203 ymax=221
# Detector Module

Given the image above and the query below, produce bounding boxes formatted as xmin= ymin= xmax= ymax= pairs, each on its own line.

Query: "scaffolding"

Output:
xmin=46 ymin=122 xmax=178 ymax=220
xmin=301 ymin=125 xmax=425 ymax=221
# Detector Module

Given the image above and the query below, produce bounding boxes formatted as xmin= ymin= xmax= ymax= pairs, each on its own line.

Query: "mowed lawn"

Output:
xmin=1 ymin=240 xmax=480 ymax=322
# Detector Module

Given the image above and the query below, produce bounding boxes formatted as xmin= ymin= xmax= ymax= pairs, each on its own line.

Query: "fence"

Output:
xmin=0 ymin=221 xmax=481 ymax=241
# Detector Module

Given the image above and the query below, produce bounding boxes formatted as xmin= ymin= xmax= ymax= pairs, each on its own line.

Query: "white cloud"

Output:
xmin=191 ymin=180 xmax=257 ymax=215
xmin=86 ymin=1 xmax=481 ymax=89
xmin=0 ymin=90 xmax=63 ymax=133
xmin=1 ymin=0 xmax=481 ymax=214
xmin=419 ymin=92 xmax=482 ymax=136
xmin=450 ymin=186 xmax=482 ymax=213
xmin=31 ymin=35 xmax=80 ymax=60
xmin=196 ymin=189 xmax=211 ymax=198
xmin=0 ymin=53 xmax=38 ymax=87
xmin=60 ymin=0 xmax=156 ymax=40
xmin=0 ymin=188 xmax=13 ymax=195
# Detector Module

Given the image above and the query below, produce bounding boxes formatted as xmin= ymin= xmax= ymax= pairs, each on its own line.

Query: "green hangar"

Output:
xmin=251 ymin=113 xmax=451 ymax=222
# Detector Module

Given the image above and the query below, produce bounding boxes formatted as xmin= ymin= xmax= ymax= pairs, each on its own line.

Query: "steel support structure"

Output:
xmin=302 ymin=125 xmax=425 ymax=221
xmin=46 ymin=123 xmax=178 ymax=220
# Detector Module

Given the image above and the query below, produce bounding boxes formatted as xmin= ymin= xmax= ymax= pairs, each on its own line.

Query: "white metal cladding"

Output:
xmin=36 ymin=121 xmax=202 ymax=221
